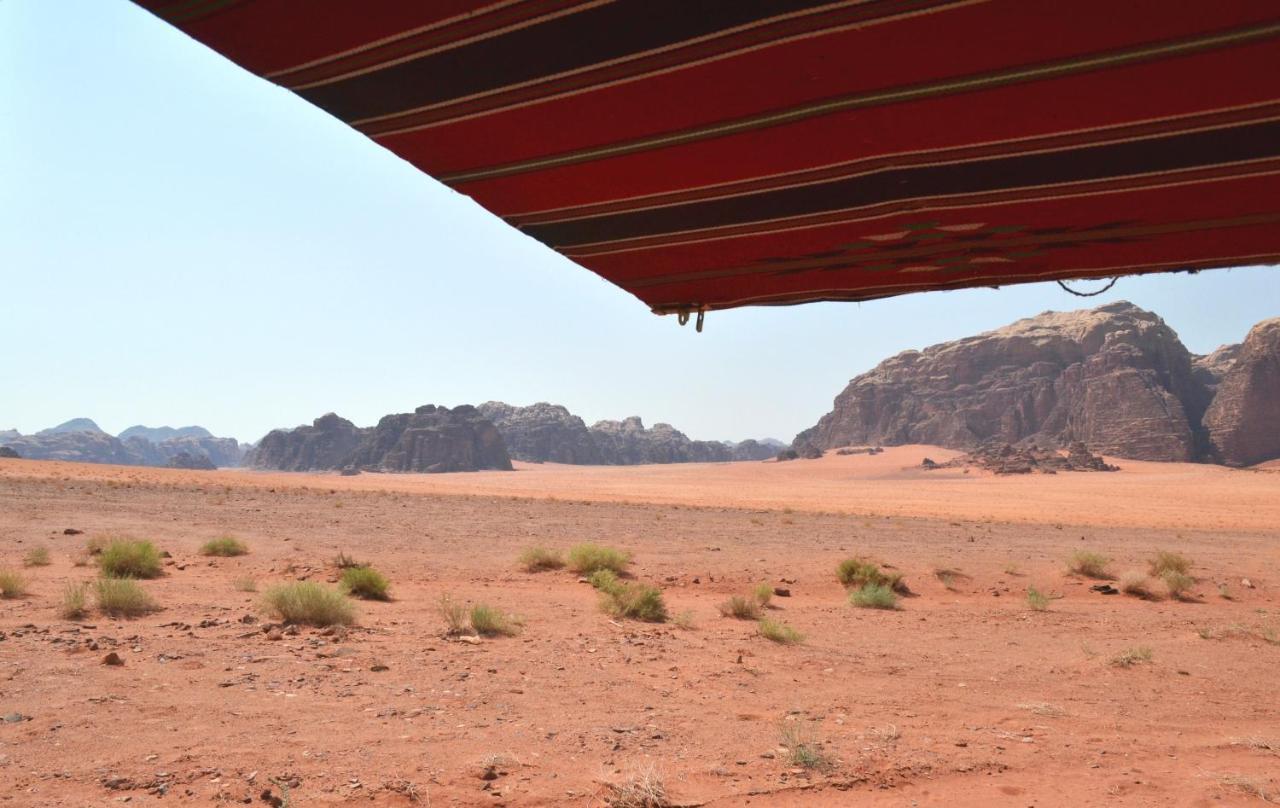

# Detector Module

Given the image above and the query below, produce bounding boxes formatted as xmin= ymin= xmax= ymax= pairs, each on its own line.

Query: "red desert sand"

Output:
xmin=1 ymin=447 xmax=1278 ymax=806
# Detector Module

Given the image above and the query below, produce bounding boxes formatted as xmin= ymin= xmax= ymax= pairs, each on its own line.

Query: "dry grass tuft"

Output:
xmin=261 ymin=582 xmax=355 ymax=627
xmin=518 ymin=546 xmax=565 ymax=572
xmin=1026 ymin=585 xmax=1050 ymax=611
xmin=1066 ymin=550 xmax=1111 ymax=579
xmin=1109 ymin=646 xmax=1154 ymax=668
xmin=1018 ymin=702 xmax=1066 ymax=717
xmin=752 ymin=582 xmax=774 ymax=607
xmin=469 ymin=603 xmax=521 ymax=636
xmin=333 ymin=551 xmax=362 ymax=569
xmin=779 ymin=721 xmax=831 ymax=770
xmin=1229 ymin=736 xmax=1280 ymax=754
xmin=438 ymin=594 xmax=470 ymax=636
xmin=95 ymin=577 xmax=157 ymax=617
xmin=98 ymin=539 xmax=163 ymax=579
xmin=340 ymin=566 xmax=391 ymax=600
xmin=1217 ymin=774 xmax=1276 ymax=802
xmin=567 ymin=544 xmax=631 ymax=575
xmin=1119 ymin=570 xmax=1159 ymax=600
xmin=590 ymin=571 xmax=668 ymax=622
xmin=933 ymin=567 xmax=971 ymax=590
xmin=1149 ymin=549 xmax=1191 ymax=577
xmin=200 ymin=536 xmax=248 ymax=557
xmin=837 ymin=557 xmax=907 ymax=592
xmin=23 ymin=546 xmax=51 ymax=567
xmin=849 ymin=582 xmax=899 ymax=610
xmin=673 ymin=610 xmax=696 ymax=630
xmin=758 ymin=617 xmax=804 ymax=644
xmin=59 ymin=582 xmax=89 ymax=619
xmin=0 ymin=570 xmax=29 ymax=599
xmin=1161 ymin=570 xmax=1196 ymax=601
xmin=719 ymin=594 xmax=763 ymax=620
xmin=605 ymin=763 xmax=668 ymax=808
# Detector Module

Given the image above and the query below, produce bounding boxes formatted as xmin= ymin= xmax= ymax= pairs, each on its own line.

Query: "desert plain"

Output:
xmin=1 ymin=448 xmax=1278 ymax=806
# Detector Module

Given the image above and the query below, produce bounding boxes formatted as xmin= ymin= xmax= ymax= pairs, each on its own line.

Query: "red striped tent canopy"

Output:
xmin=136 ymin=1 xmax=1280 ymax=317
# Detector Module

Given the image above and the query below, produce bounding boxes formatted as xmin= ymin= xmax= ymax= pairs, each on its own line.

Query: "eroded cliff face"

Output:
xmin=1203 ymin=318 xmax=1280 ymax=467
xmin=248 ymin=406 xmax=511 ymax=473
xmin=477 ymin=402 xmax=602 ymax=464
xmin=794 ymin=302 xmax=1263 ymax=463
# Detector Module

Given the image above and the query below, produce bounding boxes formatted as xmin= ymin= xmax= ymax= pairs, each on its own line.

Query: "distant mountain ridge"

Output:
xmin=794 ymin=302 xmax=1279 ymax=466
xmin=1 ymin=419 xmax=245 ymax=468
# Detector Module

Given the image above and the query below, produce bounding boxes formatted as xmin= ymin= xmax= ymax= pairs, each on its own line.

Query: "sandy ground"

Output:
xmin=1 ymin=448 xmax=1278 ymax=807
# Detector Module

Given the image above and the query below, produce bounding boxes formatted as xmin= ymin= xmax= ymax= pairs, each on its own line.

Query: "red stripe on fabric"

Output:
xmin=376 ymin=0 xmax=1279 ymax=177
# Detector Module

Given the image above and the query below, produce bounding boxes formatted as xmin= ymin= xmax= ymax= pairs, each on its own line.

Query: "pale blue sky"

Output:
xmin=2 ymin=0 xmax=1277 ymax=445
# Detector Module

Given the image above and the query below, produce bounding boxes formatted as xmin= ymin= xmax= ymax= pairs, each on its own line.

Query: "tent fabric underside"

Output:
xmin=135 ymin=0 xmax=1280 ymax=313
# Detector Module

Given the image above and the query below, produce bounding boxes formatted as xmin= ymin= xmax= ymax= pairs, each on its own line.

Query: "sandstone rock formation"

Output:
xmin=0 ymin=446 xmax=20 ymax=459
xmin=1203 ymin=318 xmax=1280 ymax=467
xmin=588 ymin=417 xmax=732 ymax=464
xmin=2 ymin=421 xmax=246 ymax=468
xmin=38 ymin=418 xmax=105 ymax=436
xmin=119 ymin=425 xmax=213 ymax=442
xmin=477 ymin=402 xmax=602 ymax=464
xmin=725 ymin=439 xmax=784 ymax=462
xmin=926 ymin=441 xmax=1118 ymax=475
xmin=795 ymin=302 xmax=1263 ymax=463
xmin=249 ymin=405 xmax=512 ymax=473
xmin=165 ymin=451 xmax=216 ymax=470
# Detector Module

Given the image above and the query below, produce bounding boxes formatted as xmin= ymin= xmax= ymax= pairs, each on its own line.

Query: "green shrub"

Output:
xmin=59 ymin=582 xmax=88 ymax=619
xmin=1162 ymin=570 xmax=1195 ymax=601
xmin=588 ymin=568 xmax=622 ymax=593
xmin=1066 ymin=550 xmax=1111 ymax=579
xmin=95 ymin=578 xmax=157 ymax=616
xmin=0 ymin=570 xmax=28 ymax=599
xmin=1027 ymin=585 xmax=1050 ymax=611
xmin=758 ymin=618 xmax=803 ymax=644
xmin=779 ymin=722 xmax=829 ymax=770
xmin=470 ymin=604 xmax=521 ymax=636
xmin=98 ymin=539 xmax=163 ymax=579
xmin=600 ymin=582 xmax=668 ymax=622
xmin=23 ymin=546 xmax=51 ymax=567
xmin=567 ymin=544 xmax=631 ymax=575
xmin=340 ymin=566 xmax=391 ymax=600
xmin=719 ymin=594 xmax=763 ymax=620
xmin=849 ymin=582 xmax=899 ymax=610
xmin=438 ymin=594 xmax=468 ymax=636
xmin=261 ymin=582 xmax=355 ymax=627
xmin=200 ymin=536 xmax=248 ymax=557
xmin=837 ymin=558 xmax=906 ymax=592
xmin=1148 ymin=550 xmax=1190 ymax=577
xmin=518 ymin=546 xmax=565 ymax=572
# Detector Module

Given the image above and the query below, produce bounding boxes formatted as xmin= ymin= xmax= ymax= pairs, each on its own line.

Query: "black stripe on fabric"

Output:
xmin=297 ymin=0 xmax=856 ymax=122
xmin=521 ymin=119 xmax=1280 ymax=247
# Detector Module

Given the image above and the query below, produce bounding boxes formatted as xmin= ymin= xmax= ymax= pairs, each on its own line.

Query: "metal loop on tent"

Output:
xmin=695 ymin=308 xmax=706 ymax=333
xmin=677 ymin=310 xmax=690 ymax=326
xmin=1057 ymin=277 xmax=1119 ymax=297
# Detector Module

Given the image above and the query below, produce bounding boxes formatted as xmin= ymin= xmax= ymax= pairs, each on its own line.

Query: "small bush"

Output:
xmin=758 ymin=618 xmax=803 ymax=644
xmin=518 ymin=546 xmax=564 ymax=572
xmin=1027 ymin=585 xmax=1050 ymax=611
xmin=59 ymin=582 xmax=88 ymax=619
xmin=340 ymin=566 xmax=391 ymax=600
xmin=260 ymin=582 xmax=355 ymax=627
xmin=1110 ymin=646 xmax=1153 ymax=667
xmin=779 ymin=722 xmax=829 ymax=770
xmin=567 ymin=544 xmax=631 ymax=575
xmin=200 ymin=536 xmax=248 ymax=557
xmin=0 ymin=570 xmax=28 ymax=599
xmin=95 ymin=578 xmax=157 ymax=616
xmin=837 ymin=557 xmax=906 ymax=592
xmin=600 ymin=582 xmax=668 ymax=622
xmin=719 ymin=594 xmax=763 ymax=620
xmin=1148 ymin=550 xmax=1190 ymax=577
xmin=1066 ymin=550 xmax=1111 ymax=579
xmin=588 ymin=568 xmax=622 ymax=593
xmin=1119 ymin=571 xmax=1158 ymax=600
xmin=438 ymin=594 xmax=469 ymax=636
xmin=85 ymin=536 xmax=108 ymax=556
xmin=850 ymin=582 xmax=899 ymax=610
xmin=673 ymin=610 xmax=696 ymax=630
xmin=470 ymin=604 xmax=521 ymax=636
xmin=606 ymin=763 xmax=667 ymax=808
xmin=98 ymin=539 xmax=163 ymax=579
xmin=752 ymin=582 xmax=773 ymax=607
xmin=333 ymin=551 xmax=361 ymax=569
xmin=23 ymin=546 xmax=51 ymax=567
xmin=1162 ymin=570 xmax=1195 ymax=600
xmin=233 ymin=576 xmax=257 ymax=593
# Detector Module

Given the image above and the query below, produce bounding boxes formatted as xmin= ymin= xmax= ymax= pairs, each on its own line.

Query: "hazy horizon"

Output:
xmin=3 ymin=0 xmax=1278 ymax=446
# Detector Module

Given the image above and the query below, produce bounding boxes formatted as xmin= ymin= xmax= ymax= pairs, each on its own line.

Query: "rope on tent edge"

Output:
xmin=1057 ymin=277 xmax=1119 ymax=297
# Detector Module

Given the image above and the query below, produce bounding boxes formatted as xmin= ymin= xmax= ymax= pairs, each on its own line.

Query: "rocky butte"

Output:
xmin=248 ymin=405 xmax=511 ymax=473
xmin=794 ymin=302 xmax=1279 ymax=465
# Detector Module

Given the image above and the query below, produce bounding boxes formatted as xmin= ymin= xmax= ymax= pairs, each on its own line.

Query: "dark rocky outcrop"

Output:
xmin=166 ymin=451 xmax=216 ymax=470
xmin=924 ymin=441 xmax=1118 ymax=475
xmin=477 ymin=402 xmax=602 ymax=464
xmin=725 ymin=439 xmax=784 ymax=462
xmin=1203 ymin=318 xmax=1280 ymax=467
xmin=1191 ymin=344 xmax=1242 ymax=398
xmin=588 ymin=417 xmax=733 ymax=465
xmin=795 ymin=302 xmax=1227 ymax=462
xmin=248 ymin=413 xmax=367 ymax=472
xmin=249 ymin=405 xmax=512 ymax=473
xmin=0 ymin=446 xmax=20 ymax=459
xmin=2 ymin=423 xmax=245 ymax=468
